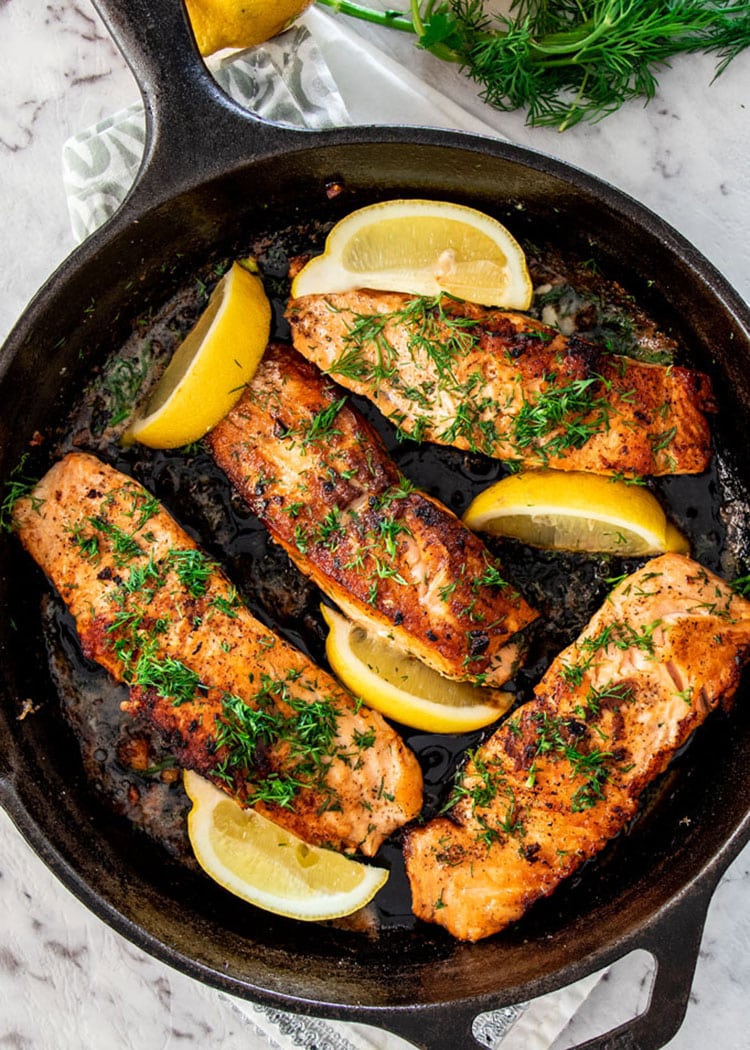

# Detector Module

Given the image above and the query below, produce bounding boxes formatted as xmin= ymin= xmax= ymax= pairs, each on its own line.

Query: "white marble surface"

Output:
xmin=2 ymin=2 xmax=750 ymax=1048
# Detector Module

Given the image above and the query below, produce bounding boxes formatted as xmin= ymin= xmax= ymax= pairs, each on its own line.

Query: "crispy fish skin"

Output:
xmin=13 ymin=452 xmax=423 ymax=856
xmin=404 ymin=553 xmax=750 ymax=941
xmin=286 ymin=291 xmax=716 ymax=477
xmin=208 ymin=344 xmax=537 ymax=689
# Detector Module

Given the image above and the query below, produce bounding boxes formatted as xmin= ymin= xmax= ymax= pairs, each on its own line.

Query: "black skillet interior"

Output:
xmin=2 ymin=1 xmax=750 ymax=1047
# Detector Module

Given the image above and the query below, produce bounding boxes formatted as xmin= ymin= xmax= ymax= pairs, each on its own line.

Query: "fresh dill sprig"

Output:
xmin=319 ymin=0 xmax=750 ymax=130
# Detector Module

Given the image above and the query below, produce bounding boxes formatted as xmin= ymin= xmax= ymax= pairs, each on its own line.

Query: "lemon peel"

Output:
xmin=125 ymin=262 xmax=271 ymax=449
xmin=184 ymin=770 xmax=388 ymax=920
xmin=291 ymin=199 xmax=532 ymax=309
xmin=463 ymin=470 xmax=690 ymax=555
xmin=185 ymin=0 xmax=314 ymax=56
xmin=321 ymin=604 xmax=512 ymax=734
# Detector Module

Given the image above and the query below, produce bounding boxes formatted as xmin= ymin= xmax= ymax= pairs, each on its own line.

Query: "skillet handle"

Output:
xmin=89 ymin=0 xmax=303 ymax=210
xmin=375 ymin=878 xmax=717 ymax=1050
xmin=561 ymin=883 xmax=715 ymax=1050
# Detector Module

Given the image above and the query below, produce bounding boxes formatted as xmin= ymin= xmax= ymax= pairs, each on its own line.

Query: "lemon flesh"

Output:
xmin=291 ymin=199 xmax=532 ymax=309
xmin=185 ymin=0 xmax=314 ymax=55
xmin=125 ymin=263 xmax=271 ymax=449
xmin=321 ymin=605 xmax=512 ymax=734
xmin=463 ymin=470 xmax=690 ymax=556
xmin=184 ymin=770 xmax=388 ymax=920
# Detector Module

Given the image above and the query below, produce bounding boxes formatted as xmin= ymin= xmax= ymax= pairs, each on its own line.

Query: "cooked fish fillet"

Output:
xmin=209 ymin=344 xmax=537 ymax=690
xmin=404 ymin=553 xmax=750 ymax=940
xmin=286 ymin=291 xmax=716 ymax=477
xmin=13 ymin=452 xmax=423 ymax=856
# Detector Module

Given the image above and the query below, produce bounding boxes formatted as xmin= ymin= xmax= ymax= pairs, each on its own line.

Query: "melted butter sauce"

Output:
xmin=40 ymin=222 xmax=748 ymax=931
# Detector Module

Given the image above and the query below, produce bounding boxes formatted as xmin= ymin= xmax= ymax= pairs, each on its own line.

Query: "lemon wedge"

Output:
xmin=321 ymin=605 xmax=512 ymax=734
xmin=291 ymin=199 xmax=532 ymax=309
xmin=185 ymin=0 xmax=314 ymax=56
xmin=463 ymin=470 xmax=690 ymax=556
xmin=184 ymin=770 xmax=388 ymax=920
xmin=125 ymin=263 xmax=271 ymax=449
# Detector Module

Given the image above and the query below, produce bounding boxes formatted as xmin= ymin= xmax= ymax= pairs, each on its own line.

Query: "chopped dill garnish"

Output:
xmin=0 ymin=454 xmax=41 ymax=533
xmin=287 ymin=397 xmax=348 ymax=448
xmin=530 ymin=710 xmax=615 ymax=812
xmin=731 ymin=574 xmax=750 ymax=598
xmin=212 ymin=680 xmax=343 ymax=806
xmin=474 ymin=564 xmax=509 ymax=590
xmin=243 ymin=774 xmax=307 ymax=809
xmin=650 ymin=426 xmax=678 ymax=454
xmin=88 ymin=515 xmax=143 ymax=565
xmin=312 ymin=506 xmax=345 ymax=549
xmin=576 ymin=680 xmax=635 ymax=719
xmin=512 ymin=375 xmax=612 ymax=461
xmin=121 ymin=556 xmax=162 ymax=594
xmin=444 ymin=751 xmax=503 ymax=812
xmin=372 ymin=477 xmax=415 ymax=509
xmin=211 ymin=588 xmax=240 ymax=618
xmin=330 ymin=294 xmax=479 ymax=392
xmin=561 ymin=618 xmax=662 ymax=684
xmin=353 ymin=727 xmax=377 ymax=750
xmin=70 ymin=523 xmax=100 ymax=561
xmin=166 ymin=548 xmax=218 ymax=597
xmin=102 ymin=352 xmax=151 ymax=429
xmin=133 ymin=653 xmax=203 ymax=705
xmin=376 ymin=516 xmax=412 ymax=557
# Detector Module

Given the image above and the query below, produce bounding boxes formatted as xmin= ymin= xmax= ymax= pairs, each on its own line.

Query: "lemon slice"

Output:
xmin=321 ymin=605 xmax=512 ymax=734
xmin=125 ymin=263 xmax=271 ymax=449
xmin=184 ymin=770 xmax=388 ymax=920
xmin=291 ymin=199 xmax=532 ymax=309
xmin=463 ymin=470 xmax=690 ymax=555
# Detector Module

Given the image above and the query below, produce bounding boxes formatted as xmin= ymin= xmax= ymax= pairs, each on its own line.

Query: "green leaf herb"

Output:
xmin=1 ymin=454 xmax=41 ymax=533
xmin=319 ymin=0 xmax=750 ymax=130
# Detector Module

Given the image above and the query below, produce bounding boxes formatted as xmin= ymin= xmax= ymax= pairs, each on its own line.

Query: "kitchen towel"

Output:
xmin=61 ymin=7 xmax=502 ymax=241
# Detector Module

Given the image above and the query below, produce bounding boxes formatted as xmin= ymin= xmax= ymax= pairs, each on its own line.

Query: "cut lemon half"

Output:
xmin=291 ymin=199 xmax=532 ymax=309
xmin=124 ymin=262 xmax=271 ymax=449
xmin=463 ymin=470 xmax=690 ymax=556
xmin=321 ymin=604 xmax=512 ymax=734
xmin=184 ymin=770 xmax=388 ymax=920
xmin=185 ymin=0 xmax=313 ymax=55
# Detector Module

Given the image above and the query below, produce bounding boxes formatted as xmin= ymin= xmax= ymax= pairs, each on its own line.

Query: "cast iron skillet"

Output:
xmin=2 ymin=1 xmax=750 ymax=1047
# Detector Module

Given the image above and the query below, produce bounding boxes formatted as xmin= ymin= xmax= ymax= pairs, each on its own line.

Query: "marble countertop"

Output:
xmin=1 ymin=2 xmax=750 ymax=1048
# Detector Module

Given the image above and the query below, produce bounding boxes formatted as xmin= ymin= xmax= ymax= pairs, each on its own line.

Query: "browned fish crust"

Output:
xmin=13 ymin=452 xmax=423 ymax=856
xmin=209 ymin=344 xmax=537 ymax=689
xmin=404 ymin=553 xmax=750 ymax=940
xmin=286 ymin=291 xmax=716 ymax=477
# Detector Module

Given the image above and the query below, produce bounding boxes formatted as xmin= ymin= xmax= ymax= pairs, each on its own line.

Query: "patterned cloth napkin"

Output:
xmin=62 ymin=21 xmax=349 ymax=241
xmin=60 ymin=14 xmax=652 ymax=1049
